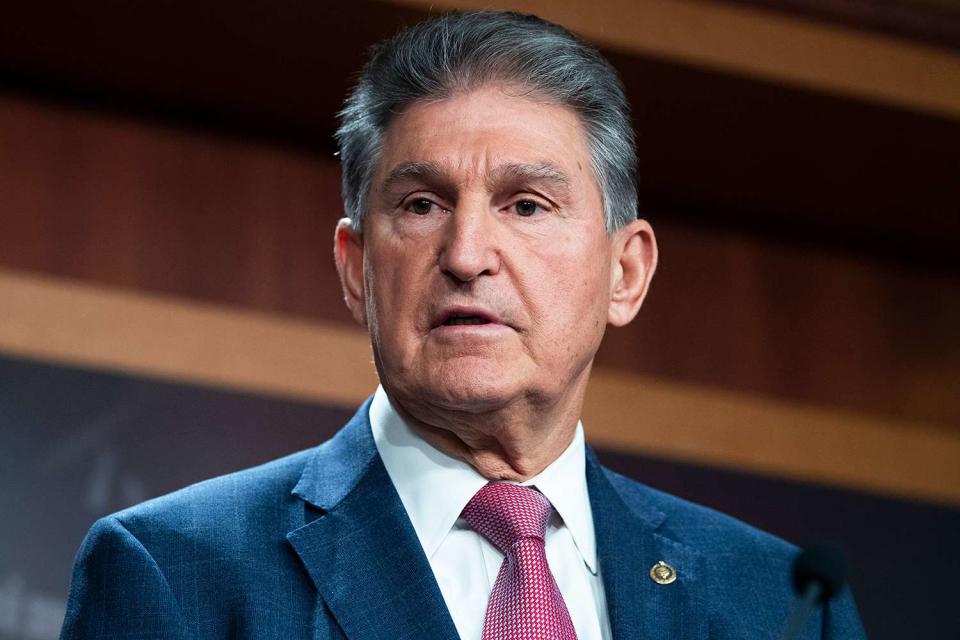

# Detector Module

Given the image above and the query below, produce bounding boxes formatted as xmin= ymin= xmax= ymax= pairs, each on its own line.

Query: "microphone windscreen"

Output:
xmin=792 ymin=541 xmax=848 ymax=601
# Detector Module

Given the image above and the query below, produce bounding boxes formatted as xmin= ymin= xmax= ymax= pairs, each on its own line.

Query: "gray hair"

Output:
xmin=335 ymin=11 xmax=638 ymax=231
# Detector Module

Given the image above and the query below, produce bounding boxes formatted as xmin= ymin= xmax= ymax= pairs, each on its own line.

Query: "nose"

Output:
xmin=439 ymin=201 xmax=501 ymax=283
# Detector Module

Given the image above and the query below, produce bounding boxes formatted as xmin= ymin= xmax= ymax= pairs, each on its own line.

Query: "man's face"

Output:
xmin=338 ymin=85 xmax=641 ymax=414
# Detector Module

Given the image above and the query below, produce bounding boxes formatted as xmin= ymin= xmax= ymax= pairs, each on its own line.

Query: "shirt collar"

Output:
xmin=369 ymin=385 xmax=598 ymax=574
xmin=522 ymin=422 xmax=598 ymax=574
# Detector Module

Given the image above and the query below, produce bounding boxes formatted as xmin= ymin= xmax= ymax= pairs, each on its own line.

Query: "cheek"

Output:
xmin=364 ymin=238 xmax=429 ymax=335
xmin=523 ymin=237 xmax=610 ymax=335
xmin=514 ymin=264 xmax=569 ymax=332
xmin=547 ymin=232 xmax=610 ymax=293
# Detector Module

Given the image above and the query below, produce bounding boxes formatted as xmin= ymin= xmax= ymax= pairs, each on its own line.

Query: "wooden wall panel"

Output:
xmin=2 ymin=92 xmax=958 ymax=434
xmin=603 ymin=225 xmax=960 ymax=426
xmin=3 ymin=0 xmax=957 ymax=270
xmin=0 ymin=95 xmax=352 ymax=324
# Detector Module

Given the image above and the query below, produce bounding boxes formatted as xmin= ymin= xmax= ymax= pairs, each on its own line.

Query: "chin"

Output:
xmin=422 ymin=360 xmax=523 ymax=412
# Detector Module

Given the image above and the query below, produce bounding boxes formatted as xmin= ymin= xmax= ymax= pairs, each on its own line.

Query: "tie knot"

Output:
xmin=463 ymin=483 xmax=553 ymax=553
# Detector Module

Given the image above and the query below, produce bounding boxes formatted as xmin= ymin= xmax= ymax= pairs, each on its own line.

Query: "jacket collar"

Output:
xmin=287 ymin=399 xmax=705 ymax=640
xmin=286 ymin=398 xmax=460 ymax=640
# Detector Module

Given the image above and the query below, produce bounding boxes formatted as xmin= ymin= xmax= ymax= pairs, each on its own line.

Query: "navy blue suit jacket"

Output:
xmin=61 ymin=399 xmax=866 ymax=639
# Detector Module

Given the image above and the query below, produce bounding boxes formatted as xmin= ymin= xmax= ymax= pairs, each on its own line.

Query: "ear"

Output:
xmin=608 ymin=218 xmax=658 ymax=327
xmin=334 ymin=217 xmax=368 ymax=327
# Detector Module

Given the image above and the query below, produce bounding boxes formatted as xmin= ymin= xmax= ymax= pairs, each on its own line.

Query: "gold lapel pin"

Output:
xmin=649 ymin=560 xmax=677 ymax=585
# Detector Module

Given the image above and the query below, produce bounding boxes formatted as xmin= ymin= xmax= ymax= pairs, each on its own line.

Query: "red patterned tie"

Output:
xmin=463 ymin=483 xmax=578 ymax=640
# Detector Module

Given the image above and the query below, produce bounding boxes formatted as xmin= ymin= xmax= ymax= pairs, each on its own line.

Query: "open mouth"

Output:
xmin=442 ymin=315 xmax=492 ymax=326
xmin=432 ymin=307 xmax=504 ymax=330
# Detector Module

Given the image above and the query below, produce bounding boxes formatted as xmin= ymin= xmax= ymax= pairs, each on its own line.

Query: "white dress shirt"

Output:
xmin=369 ymin=386 xmax=612 ymax=640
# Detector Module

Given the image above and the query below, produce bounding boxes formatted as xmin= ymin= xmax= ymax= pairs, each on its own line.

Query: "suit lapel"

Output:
xmin=586 ymin=449 xmax=708 ymax=640
xmin=286 ymin=402 xmax=459 ymax=640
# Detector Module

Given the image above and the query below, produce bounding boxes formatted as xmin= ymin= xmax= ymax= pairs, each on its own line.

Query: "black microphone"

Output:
xmin=779 ymin=542 xmax=848 ymax=640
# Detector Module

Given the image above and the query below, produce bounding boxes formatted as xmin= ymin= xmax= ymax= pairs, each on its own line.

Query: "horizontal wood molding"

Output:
xmin=387 ymin=0 xmax=960 ymax=119
xmin=2 ymin=267 xmax=958 ymax=507
xmin=0 ymin=268 xmax=378 ymax=406
xmin=584 ymin=370 xmax=960 ymax=507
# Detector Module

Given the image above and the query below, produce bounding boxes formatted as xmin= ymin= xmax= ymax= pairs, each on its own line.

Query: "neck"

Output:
xmin=385 ymin=378 xmax=588 ymax=482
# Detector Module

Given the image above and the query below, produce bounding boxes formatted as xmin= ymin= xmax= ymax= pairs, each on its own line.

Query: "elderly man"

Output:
xmin=61 ymin=11 xmax=865 ymax=640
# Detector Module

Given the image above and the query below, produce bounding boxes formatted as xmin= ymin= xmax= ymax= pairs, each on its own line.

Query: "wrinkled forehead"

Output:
xmin=372 ymin=85 xmax=599 ymax=199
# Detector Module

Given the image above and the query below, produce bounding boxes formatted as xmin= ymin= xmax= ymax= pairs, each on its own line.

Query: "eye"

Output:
xmin=407 ymin=198 xmax=436 ymax=215
xmin=513 ymin=199 xmax=542 ymax=217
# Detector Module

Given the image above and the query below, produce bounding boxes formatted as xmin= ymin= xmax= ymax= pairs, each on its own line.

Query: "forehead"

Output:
xmin=375 ymin=85 xmax=597 ymax=191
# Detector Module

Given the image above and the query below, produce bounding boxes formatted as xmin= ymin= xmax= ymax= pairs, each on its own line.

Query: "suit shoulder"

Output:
xmin=602 ymin=466 xmax=797 ymax=560
xmin=66 ymin=449 xmax=325 ymax=635
xmin=109 ymin=447 xmax=316 ymax=541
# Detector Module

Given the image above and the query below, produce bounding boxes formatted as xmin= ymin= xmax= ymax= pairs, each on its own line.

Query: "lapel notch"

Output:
xmin=286 ymin=401 xmax=459 ymax=640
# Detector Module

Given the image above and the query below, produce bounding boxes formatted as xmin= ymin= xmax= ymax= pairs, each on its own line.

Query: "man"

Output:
xmin=61 ymin=11 xmax=865 ymax=640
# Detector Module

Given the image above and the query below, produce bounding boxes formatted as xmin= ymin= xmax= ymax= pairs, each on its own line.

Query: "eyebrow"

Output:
xmin=380 ymin=160 xmax=572 ymax=200
xmin=487 ymin=162 xmax=569 ymax=189
xmin=486 ymin=162 xmax=571 ymax=201
xmin=380 ymin=161 xmax=452 ymax=195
